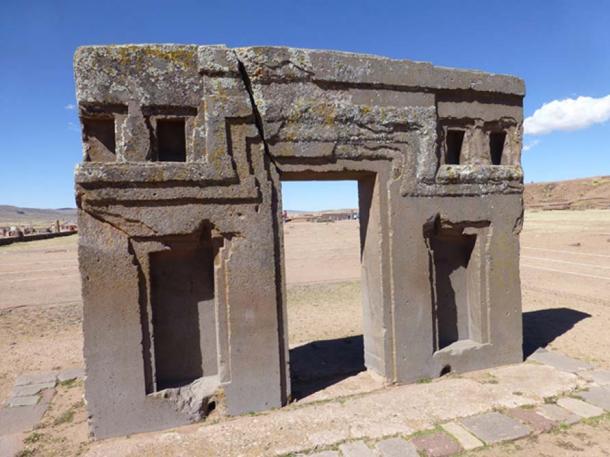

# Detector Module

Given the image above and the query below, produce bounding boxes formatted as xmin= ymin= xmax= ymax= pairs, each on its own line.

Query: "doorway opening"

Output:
xmin=281 ymin=176 xmax=380 ymax=401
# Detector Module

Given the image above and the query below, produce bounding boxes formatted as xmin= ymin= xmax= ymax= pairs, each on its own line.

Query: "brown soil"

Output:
xmin=524 ymin=175 xmax=610 ymax=210
xmin=1 ymin=211 xmax=609 ymax=456
xmin=20 ymin=381 xmax=90 ymax=457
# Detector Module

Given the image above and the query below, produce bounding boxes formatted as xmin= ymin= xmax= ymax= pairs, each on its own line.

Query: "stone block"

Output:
xmin=57 ymin=367 xmax=86 ymax=383
xmin=338 ymin=441 xmax=375 ymax=457
xmin=460 ymin=411 xmax=531 ymax=444
xmin=535 ymin=404 xmax=580 ymax=424
xmin=411 ymin=431 xmax=462 ymax=457
xmin=588 ymin=370 xmax=610 ymax=386
xmin=7 ymin=396 xmax=39 ymax=408
xmin=307 ymin=452 xmax=339 ymax=457
xmin=15 ymin=371 xmax=58 ymax=387
xmin=440 ymin=421 xmax=484 ymax=450
xmin=557 ymin=397 xmax=604 ymax=418
xmin=11 ymin=383 xmax=55 ymax=398
xmin=0 ymin=390 xmax=52 ymax=435
xmin=505 ymin=407 xmax=555 ymax=432
xmin=0 ymin=433 xmax=25 ymax=457
xmin=578 ymin=386 xmax=610 ymax=411
xmin=528 ymin=349 xmax=592 ymax=373
xmin=375 ymin=438 xmax=419 ymax=457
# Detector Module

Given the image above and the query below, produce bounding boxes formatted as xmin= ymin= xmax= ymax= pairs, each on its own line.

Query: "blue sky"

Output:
xmin=1 ymin=1 xmax=609 ymax=210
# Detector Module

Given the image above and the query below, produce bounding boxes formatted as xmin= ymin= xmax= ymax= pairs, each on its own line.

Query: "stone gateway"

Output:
xmin=73 ymin=45 xmax=524 ymax=438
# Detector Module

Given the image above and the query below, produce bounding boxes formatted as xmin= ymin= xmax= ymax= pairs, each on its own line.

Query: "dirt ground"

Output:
xmin=0 ymin=210 xmax=609 ymax=455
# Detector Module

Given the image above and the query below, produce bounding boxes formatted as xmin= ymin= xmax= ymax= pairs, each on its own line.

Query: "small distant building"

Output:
xmin=8 ymin=226 xmax=23 ymax=238
xmin=313 ymin=210 xmax=357 ymax=222
xmin=287 ymin=209 xmax=358 ymax=223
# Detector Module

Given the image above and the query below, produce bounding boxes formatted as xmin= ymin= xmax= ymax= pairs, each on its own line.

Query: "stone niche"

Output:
xmin=73 ymin=44 xmax=525 ymax=438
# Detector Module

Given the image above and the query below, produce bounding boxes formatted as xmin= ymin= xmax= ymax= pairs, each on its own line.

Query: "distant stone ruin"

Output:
xmin=0 ymin=220 xmax=77 ymax=246
xmin=74 ymin=45 xmax=524 ymax=438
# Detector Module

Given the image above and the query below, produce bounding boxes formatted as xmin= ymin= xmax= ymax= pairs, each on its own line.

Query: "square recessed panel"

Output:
xmin=157 ymin=119 xmax=186 ymax=162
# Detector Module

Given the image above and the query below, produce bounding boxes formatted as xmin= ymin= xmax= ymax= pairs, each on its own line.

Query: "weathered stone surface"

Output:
xmin=57 ymin=367 xmax=86 ymax=383
xmin=15 ymin=371 xmax=58 ymax=387
xmin=578 ymin=386 xmax=610 ymax=411
xmin=74 ymin=45 xmax=201 ymax=106
xmin=460 ymin=412 xmax=530 ymax=444
xmin=535 ymin=404 xmax=580 ymax=425
xmin=84 ymin=362 xmax=584 ymax=456
xmin=411 ymin=431 xmax=462 ymax=457
xmin=0 ymin=433 xmax=25 ymax=457
xmin=441 ymin=421 xmax=484 ymax=450
xmin=338 ymin=440 xmax=375 ymax=457
xmin=11 ymin=383 xmax=55 ymax=398
xmin=0 ymin=390 xmax=53 ymax=435
xmin=307 ymin=452 xmax=339 ymax=457
xmin=73 ymin=44 xmax=524 ymax=438
xmin=556 ymin=397 xmax=604 ymax=418
xmin=375 ymin=438 xmax=419 ymax=457
xmin=528 ymin=349 xmax=593 ymax=373
xmin=7 ymin=396 xmax=40 ymax=407
xmin=505 ymin=407 xmax=555 ymax=432
xmin=150 ymin=376 xmax=219 ymax=422
xmin=583 ymin=370 xmax=610 ymax=386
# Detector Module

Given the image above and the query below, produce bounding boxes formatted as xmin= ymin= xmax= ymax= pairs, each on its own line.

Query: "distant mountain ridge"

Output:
xmin=524 ymin=176 xmax=610 ymax=210
xmin=0 ymin=205 xmax=77 ymax=226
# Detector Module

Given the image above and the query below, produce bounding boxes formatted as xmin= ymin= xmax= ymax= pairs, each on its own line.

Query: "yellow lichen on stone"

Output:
xmin=113 ymin=45 xmax=197 ymax=71
xmin=312 ymin=103 xmax=336 ymax=126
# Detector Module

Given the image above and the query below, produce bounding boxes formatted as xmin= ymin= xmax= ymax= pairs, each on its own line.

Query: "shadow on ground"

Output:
xmin=289 ymin=308 xmax=592 ymax=400
xmin=523 ymin=307 xmax=591 ymax=358
xmin=290 ymin=335 xmax=365 ymax=400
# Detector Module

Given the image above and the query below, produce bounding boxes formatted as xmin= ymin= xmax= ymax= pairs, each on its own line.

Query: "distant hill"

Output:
xmin=525 ymin=176 xmax=610 ymax=210
xmin=0 ymin=205 xmax=77 ymax=227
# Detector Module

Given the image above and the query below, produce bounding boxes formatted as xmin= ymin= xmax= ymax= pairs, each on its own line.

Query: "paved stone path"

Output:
xmin=0 ymin=368 xmax=84 ymax=456
xmin=297 ymin=350 xmax=610 ymax=457
xmin=4 ymin=351 xmax=610 ymax=457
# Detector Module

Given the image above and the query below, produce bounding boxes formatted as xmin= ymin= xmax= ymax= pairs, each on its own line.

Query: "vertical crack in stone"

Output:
xmin=236 ymin=58 xmax=280 ymax=171
xmin=236 ymin=57 xmax=289 ymax=404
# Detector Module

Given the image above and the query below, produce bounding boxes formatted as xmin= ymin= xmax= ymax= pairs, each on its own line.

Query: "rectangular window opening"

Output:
xmin=157 ymin=119 xmax=186 ymax=162
xmin=149 ymin=239 xmax=217 ymax=391
xmin=489 ymin=131 xmax=506 ymax=165
xmin=445 ymin=130 xmax=465 ymax=165
xmin=281 ymin=179 xmax=379 ymax=401
xmin=83 ymin=118 xmax=116 ymax=162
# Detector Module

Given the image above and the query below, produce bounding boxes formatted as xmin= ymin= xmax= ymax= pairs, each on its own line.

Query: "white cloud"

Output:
xmin=524 ymin=94 xmax=610 ymax=135
xmin=67 ymin=121 xmax=80 ymax=132
xmin=64 ymin=103 xmax=76 ymax=110
xmin=523 ymin=139 xmax=540 ymax=152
